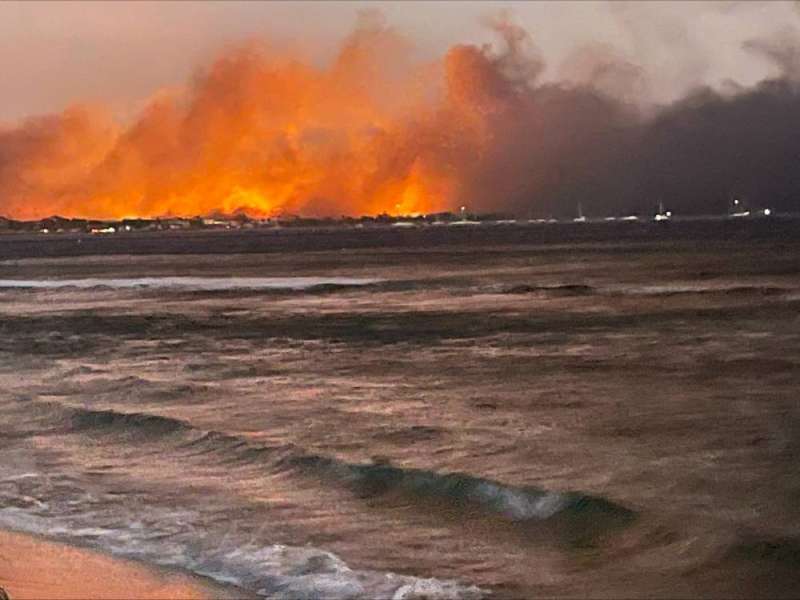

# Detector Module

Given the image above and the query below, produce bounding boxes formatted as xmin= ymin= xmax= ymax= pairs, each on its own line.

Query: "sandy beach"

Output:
xmin=0 ymin=530 xmax=252 ymax=600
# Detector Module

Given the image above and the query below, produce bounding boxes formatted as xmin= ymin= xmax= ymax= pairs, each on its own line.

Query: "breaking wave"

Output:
xmin=61 ymin=405 xmax=635 ymax=529
xmin=288 ymin=455 xmax=636 ymax=534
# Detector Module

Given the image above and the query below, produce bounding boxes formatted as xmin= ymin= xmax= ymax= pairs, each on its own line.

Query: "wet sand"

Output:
xmin=0 ymin=530 xmax=252 ymax=600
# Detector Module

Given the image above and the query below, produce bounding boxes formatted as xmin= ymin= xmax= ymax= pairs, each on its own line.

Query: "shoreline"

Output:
xmin=0 ymin=529 xmax=255 ymax=600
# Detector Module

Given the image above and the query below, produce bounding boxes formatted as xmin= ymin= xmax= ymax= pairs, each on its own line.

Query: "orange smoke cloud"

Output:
xmin=0 ymin=13 xmax=505 ymax=220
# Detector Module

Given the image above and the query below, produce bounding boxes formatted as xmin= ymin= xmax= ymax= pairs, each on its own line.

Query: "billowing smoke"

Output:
xmin=2 ymin=11 xmax=800 ymax=220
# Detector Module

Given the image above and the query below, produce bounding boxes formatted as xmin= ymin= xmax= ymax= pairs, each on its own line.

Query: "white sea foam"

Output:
xmin=0 ymin=500 xmax=483 ymax=600
xmin=0 ymin=276 xmax=381 ymax=291
xmin=469 ymin=482 xmax=568 ymax=520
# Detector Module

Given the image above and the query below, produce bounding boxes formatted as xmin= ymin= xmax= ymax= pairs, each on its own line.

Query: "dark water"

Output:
xmin=1 ymin=227 xmax=799 ymax=598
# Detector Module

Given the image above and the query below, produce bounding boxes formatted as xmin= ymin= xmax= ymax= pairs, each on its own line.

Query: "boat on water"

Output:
xmin=654 ymin=201 xmax=671 ymax=222
xmin=729 ymin=198 xmax=750 ymax=218
xmin=573 ymin=203 xmax=587 ymax=223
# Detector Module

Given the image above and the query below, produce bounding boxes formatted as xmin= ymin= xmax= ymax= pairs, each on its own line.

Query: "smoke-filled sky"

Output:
xmin=2 ymin=0 xmax=800 ymax=219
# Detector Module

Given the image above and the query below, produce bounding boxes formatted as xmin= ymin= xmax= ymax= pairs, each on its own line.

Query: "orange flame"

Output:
xmin=0 ymin=14 xmax=532 ymax=220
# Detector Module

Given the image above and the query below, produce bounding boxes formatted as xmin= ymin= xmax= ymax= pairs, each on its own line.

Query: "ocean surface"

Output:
xmin=1 ymin=223 xmax=799 ymax=598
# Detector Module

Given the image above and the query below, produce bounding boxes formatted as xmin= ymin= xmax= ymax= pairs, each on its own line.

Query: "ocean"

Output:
xmin=0 ymin=221 xmax=799 ymax=598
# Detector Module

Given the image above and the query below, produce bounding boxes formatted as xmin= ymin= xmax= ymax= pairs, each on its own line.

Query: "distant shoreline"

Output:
xmin=0 ymin=215 xmax=798 ymax=261
xmin=0 ymin=211 xmax=796 ymax=237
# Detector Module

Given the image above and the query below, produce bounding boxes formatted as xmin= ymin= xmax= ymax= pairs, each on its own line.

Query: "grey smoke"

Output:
xmin=460 ymin=16 xmax=800 ymax=218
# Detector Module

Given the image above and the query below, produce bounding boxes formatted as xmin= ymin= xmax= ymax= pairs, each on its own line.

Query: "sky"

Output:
xmin=2 ymin=1 xmax=798 ymax=123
